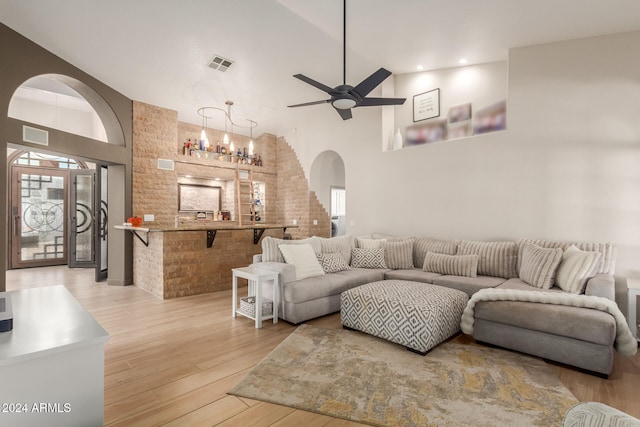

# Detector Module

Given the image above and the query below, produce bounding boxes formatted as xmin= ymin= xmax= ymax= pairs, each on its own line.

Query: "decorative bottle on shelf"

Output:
xmin=393 ymin=128 xmax=403 ymax=150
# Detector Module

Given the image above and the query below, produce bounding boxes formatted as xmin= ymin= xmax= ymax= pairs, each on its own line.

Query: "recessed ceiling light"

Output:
xmin=416 ymin=65 xmax=424 ymax=71
xmin=459 ymin=58 xmax=468 ymax=65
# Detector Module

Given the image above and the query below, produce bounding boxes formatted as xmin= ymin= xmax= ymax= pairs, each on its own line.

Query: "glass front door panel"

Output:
xmin=19 ymin=172 xmax=66 ymax=263
xmin=73 ymin=174 xmax=94 ymax=263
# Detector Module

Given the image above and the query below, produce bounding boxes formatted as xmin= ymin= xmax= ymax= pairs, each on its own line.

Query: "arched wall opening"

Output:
xmin=1 ymin=23 xmax=133 ymax=291
xmin=310 ymin=150 xmax=346 ymax=236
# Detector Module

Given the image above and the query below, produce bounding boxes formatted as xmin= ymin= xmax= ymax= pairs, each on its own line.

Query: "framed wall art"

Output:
xmin=178 ymin=184 xmax=221 ymax=212
xmin=413 ymin=88 xmax=440 ymax=122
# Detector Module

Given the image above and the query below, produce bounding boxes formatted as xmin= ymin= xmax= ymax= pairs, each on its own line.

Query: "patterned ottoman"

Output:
xmin=341 ymin=280 xmax=469 ymax=354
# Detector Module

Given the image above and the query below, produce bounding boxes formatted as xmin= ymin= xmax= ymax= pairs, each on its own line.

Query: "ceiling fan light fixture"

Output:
xmin=332 ymin=98 xmax=357 ymax=110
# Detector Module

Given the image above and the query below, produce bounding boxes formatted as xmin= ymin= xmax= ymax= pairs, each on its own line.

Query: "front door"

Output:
xmin=69 ymin=169 xmax=97 ymax=268
xmin=95 ymin=165 xmax=108 ymax=281
xmin=10 ymin=167 xmax=68 ymax=268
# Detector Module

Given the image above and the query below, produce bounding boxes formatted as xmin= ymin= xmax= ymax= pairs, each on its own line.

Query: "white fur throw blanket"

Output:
xmin=460 ymin=288 xmax=638 ymax=356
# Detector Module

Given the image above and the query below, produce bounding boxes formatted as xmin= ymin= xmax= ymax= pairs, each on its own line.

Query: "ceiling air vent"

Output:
xmin=207 ymin=55 xmax=234 ymax=72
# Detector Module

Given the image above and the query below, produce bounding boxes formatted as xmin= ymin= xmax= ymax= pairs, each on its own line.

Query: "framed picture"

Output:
xmin=448 ymin=103 xmax=472 ymax=124
xmin=178 ymin=184 xmax=221 ymax=212
xmin=406 ymin=119 xmax=448 ymax=145
xmin=413 ymin=89 xmax=440 ymax=122
xmin=448 ymin=122 xmax=471 ymax=140
xmin=473 ymin=100 xmax=507 ymax=135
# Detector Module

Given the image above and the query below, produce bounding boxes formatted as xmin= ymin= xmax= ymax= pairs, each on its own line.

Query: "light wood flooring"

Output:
xmin=6 ymin=266 xmax=640 ymax=426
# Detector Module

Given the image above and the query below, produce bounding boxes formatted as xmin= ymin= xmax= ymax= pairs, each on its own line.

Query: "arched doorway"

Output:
xmin=1 ymin=26 xmax=134 ymax=291
xmin=5 ymin=74 xmax=128 ymax=282
xmin=310 ymin=151 xmax=346 ymax=237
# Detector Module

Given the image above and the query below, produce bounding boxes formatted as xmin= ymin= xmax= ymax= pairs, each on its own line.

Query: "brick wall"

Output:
xmin=132 ymin=101 xmax=330 ymax=298
xmin=275 ymin=136 xmax=330 ymax=239
xmin=133 ymin=227 xmax=286 ymax=298
xmin=132 ymin=101 xmax=179 ymax=227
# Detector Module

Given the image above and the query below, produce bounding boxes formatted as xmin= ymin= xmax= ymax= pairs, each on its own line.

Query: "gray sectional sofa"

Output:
xmin=252 ymin=233 xmax=635 ymax=375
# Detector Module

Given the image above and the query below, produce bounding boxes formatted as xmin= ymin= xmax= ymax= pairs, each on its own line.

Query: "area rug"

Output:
xmin=229 ymin=325 xmax=578 ymax=427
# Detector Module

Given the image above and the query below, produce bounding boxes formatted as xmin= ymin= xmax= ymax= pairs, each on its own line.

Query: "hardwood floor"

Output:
xmin=6 ymin=266 xmax=640 ymax=425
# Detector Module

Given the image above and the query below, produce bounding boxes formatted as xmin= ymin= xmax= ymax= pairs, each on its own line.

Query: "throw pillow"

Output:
xmin=318 ymin=234 xmax=356 ymax=264
xmin=458 ymin=240 xmax=518 ymax=279
xmin=555 ymin=245 xmax=601 ymax=294
xmin=316 ymin=252 xmax=350 ymax=274
xmin=278 ymin=244 xmax=325 ymax=280
xmin=384 ymin=239 xmax=414 ymax=269
xmin=412 ymin=236 xmax=458 ymax=268
xmin=356 ymin=237 xmax=387 ymax=249
xmin=261 ymin=236 xmax=320 ymax=263
xmin=517 ymin=237 xmax=614 ymax=275
xmin=518 ymin=243 xmax=563 ymax=289
xmin=423 ymin=252 xmax=478 ymax=277
xmin=350 ymin=248 xmax=387 ymax=269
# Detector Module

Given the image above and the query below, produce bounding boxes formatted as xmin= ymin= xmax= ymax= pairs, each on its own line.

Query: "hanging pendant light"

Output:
xmin=196 ymin=102 xmax=256 ymax=156
xmin=229 ymin=120 xmax=236 ymax=154
xmin=200 ymin=114 xmax=209 ymax=150
xmin=248 ymin=119 xmax=256 ymax=156
xmin=223 ymin=101 xmax=233 ymax=145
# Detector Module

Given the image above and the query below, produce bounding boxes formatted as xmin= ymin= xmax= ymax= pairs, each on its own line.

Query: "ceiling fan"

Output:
xmin=287 ymin=0 xmax=406 ymax=120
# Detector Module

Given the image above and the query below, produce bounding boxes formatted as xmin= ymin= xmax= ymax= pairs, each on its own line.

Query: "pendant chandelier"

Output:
xmin=197 ymin=101 xmax=257 ymax=150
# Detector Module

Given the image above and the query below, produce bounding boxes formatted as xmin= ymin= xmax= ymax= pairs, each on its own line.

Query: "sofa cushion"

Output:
xmin=457 ymin=240 xmax=518 ymax=279
xmin=262 ymin=236 xmax=320 ymax=263
xmin=555 ymin=245 xmax=601 ymax=294
xmin=282 ymin=268 xmax=387 ymax=304
xmin=356 ymin=237 xmax=387 ymax=249
xmin=497 ymin=278 xmax=565 ymax=293
xmin=384 ymin=239 xmax=414 ymax=269
xmin=334 ymin=267 xmax=388 ymax=285
xmin=318 ymin=234 xmax=356 ymax=264
xmin=474 ymin=300 xmax=616 ymax=346
xmin=351 ymin=248 xmax=387 ymax=268
xmin=423 ymin=252 xmax=478 ymax=278
xmin=517 ymin=238 xmax=615 ymax=275
xmin=518 ymin=243 xmax=563 ymax=289
xmin=412 ymin=236 xmax=458 ymax=268
xmin=316 ymin=252 xmax=350 ymax=274
xmin=279 ymin=244 xmax=325 ymax=280
xmin=384 ymin=268 xmax=441 ymax=284
xmin=431 ymin=275 xmax=506 ymax=297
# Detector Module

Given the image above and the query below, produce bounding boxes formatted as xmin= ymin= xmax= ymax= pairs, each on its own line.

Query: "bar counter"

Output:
xmin=118 ymin=223 xmax=294 ymax=299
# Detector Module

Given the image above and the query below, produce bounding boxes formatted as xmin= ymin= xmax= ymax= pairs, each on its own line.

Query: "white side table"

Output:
xmin=626 ymin=278 xmax=640 ymax=342
xmin=232 ymin=266 xmax=279 ymax=328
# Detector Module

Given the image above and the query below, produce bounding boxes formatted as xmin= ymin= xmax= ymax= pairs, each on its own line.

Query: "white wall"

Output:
xmin=283 ymin=30 xmax=640 ymax=307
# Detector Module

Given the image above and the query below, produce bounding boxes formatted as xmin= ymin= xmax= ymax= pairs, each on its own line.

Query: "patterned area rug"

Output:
xmin=229 ymin=325 xmax=578 ymax=427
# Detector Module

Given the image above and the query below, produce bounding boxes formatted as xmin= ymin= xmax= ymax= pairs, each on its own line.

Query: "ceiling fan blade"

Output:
xmin=358 ymin=97 xmax=406 ymax=107
xmin=335 ymin=107 xmax=352 ymax=120
xmin=288 ymin=99 xmax=331 ymax=108
xmin=293 ymin=74 xmax=335 ymax=94
xmin=352 ymin=68 xmax=392 ymax=98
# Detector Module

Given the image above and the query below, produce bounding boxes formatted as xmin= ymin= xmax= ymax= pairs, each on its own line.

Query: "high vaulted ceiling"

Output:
xmin=2 ymin=0 xmax=640 ymax=136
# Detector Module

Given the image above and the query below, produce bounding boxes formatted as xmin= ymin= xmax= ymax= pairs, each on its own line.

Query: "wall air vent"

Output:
xmin=23 ymin=125 xmax=49 ymax=146
xmin=207 ymin=55 xmax=234 ymax=72
xmin=157 ymin=159 xmax=174 ymax=171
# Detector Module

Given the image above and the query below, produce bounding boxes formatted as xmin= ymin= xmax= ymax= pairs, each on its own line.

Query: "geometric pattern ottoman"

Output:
xmin=341 ymin=280 xmax=469 ymax=354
